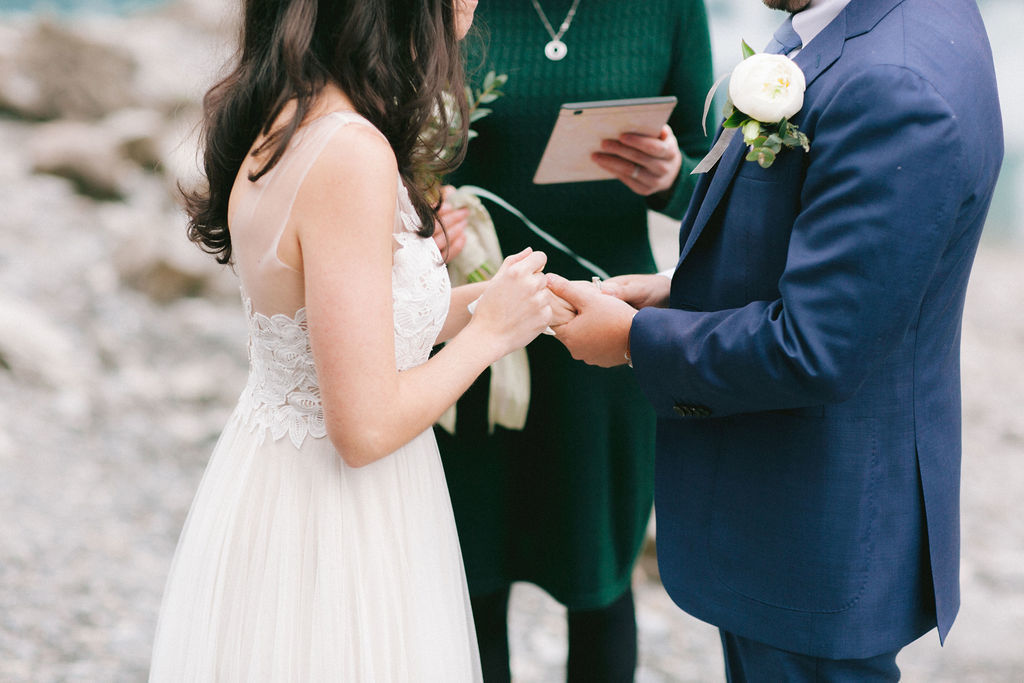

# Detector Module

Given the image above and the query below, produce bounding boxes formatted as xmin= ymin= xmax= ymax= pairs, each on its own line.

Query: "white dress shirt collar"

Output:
xmin=792 ymin=0 xmax=854 ymax=50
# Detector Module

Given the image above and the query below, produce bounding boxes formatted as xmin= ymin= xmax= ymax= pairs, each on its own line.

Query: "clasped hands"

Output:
xmin=545 ymin=272 xmax=671 ymax=368
xmin=467 ymin=249 xmax=670 ymax=367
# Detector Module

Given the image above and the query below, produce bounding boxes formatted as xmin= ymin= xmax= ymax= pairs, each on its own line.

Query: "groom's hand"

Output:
xmin=547 ymin=274 xmax=637 ymax=367
xmin=547 ymin=289 xmax=577 ymax=328
xmin=599 ymin=273 xmax=671 ymax=309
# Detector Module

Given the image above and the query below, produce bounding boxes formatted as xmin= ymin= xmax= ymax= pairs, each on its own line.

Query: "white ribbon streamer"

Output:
xmin=691 ymin=68 xmax=738 ymax=175
xmin=691 ymin=127 xmax=739 ymax=175
xmin=700 ymin=71 xmax=732 ymax=137
xmin=458 ymin=185 xmax=611 ymax=280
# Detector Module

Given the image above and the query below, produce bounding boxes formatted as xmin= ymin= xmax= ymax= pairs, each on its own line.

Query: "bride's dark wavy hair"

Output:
xmin=184 ymin=0 xmax=470 ymax=264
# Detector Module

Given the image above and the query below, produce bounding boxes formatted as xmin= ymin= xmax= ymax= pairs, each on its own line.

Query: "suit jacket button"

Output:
xmin=674 ymin=403 xmax=711 ymax=418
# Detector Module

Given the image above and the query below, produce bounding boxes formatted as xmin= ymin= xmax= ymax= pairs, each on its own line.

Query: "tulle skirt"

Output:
xmin=149 ymin=408 xmax=482 ymax=682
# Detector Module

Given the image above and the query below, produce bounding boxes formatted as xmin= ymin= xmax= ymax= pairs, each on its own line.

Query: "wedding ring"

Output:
xmin=631 ymin=164 xmax=641 ymax=180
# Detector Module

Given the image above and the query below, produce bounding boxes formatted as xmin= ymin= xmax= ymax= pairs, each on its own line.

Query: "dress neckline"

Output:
xmin=309 ymin=109 xmax=368 ymax=127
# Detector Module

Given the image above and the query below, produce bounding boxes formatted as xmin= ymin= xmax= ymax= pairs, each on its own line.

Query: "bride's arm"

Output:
xmin=295 ymin=127 xmax=550 ymax=467
xmin=436 ymin=281 xmax=486 ymax=343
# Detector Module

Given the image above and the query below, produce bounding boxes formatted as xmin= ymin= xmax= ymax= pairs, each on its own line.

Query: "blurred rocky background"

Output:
xmin=0 ymin=0 xmax=1021 ymax=681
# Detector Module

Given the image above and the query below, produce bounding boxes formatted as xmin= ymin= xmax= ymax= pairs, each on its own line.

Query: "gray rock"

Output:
xmin=106 ymin=107 xmax=167 ymax=171
xmin=108 ymin=202 xmax=235 ymax=304
xmin=28 ymin=119 xmax=133 ymax=200
xmin=27 ymin=107 xmax=176 ymax=200
xmin=0 ymin=295 xmax=95 ymax=392
xmin=0 ymin=20 xmax=138 ymax=121
xmin=0 ymin=24 xmax=40 ymax=120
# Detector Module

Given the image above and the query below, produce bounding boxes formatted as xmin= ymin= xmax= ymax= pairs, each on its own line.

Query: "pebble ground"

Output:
xmin=1 ymin=206 xmax=1021 ymax=681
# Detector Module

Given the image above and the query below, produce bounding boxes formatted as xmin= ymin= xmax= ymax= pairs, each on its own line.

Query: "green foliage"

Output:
xmin=451 ymin=71 xmax=508 ymax=154
xmin=429 ymin=71 xmax=509 ymax=175
xmin=464 ymin=262 xmax=495 ymax=283
xmin=727 ymin=116 xmax=811 ymax=168
xmin=468 ymin=71 xmax=508 ymax=119
xmin=721 ymin=103 xmax=747 ymax=129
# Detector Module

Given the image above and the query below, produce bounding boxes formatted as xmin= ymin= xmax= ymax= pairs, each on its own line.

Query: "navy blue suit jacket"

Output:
xmin=630 ymin=0 xmax=1002 ymax=659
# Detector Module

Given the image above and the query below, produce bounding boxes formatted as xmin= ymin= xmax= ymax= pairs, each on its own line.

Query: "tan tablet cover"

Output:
xmin=533 ymin=96 xmax=677 ymax=185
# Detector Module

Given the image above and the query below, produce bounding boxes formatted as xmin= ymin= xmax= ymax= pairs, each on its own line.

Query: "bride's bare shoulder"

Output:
xmin=293 ymin=119 xmax=399 ymax=240
xmin=307 ymin=116 xmax=396 ymax=191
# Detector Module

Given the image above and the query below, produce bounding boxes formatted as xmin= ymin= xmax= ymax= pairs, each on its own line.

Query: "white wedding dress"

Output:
xmin=149 ymin=112 xmax=482 ymax=682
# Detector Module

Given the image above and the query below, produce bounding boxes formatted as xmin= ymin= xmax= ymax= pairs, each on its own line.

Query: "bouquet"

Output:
xmin=431 ymin=72 xmax=533 ymax=436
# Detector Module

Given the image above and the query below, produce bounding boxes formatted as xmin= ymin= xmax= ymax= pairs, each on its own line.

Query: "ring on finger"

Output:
xmin=630 ymin=164 xmax=641 ymax=180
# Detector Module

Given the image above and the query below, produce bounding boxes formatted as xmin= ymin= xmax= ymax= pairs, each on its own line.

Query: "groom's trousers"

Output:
xmin=720 ymin=631 xmax=901 ymax=682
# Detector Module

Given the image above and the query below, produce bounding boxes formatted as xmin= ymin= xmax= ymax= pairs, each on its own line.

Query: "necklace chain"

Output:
xmin=530 ymin=0 xmax=582 ymax=42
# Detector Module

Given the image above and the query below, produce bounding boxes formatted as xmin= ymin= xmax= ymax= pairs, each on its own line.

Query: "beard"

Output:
xmin=762 ymin=0 xmax=813 ymax=10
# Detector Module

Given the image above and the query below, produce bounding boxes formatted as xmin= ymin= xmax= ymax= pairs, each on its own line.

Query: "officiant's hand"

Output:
xmin=433 ymin=185 xmax=469 ymax=262
xmin=591 ymin=124 xmax=682 ymax=196
xmin=547 ymin=274 xmax=637 ymax=367
xmin=599 ymin=273 xmax=671 ymax=309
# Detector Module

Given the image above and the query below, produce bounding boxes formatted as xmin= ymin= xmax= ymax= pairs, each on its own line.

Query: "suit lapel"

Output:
xmin=792 ymin=9 xmax=846 ymax=88
xmin=676 ymin=131 xmax=746 ymax=264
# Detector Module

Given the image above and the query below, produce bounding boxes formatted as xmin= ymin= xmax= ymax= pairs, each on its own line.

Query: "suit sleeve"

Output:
xmin=630 ymin=64 xmax=968 ymax=418
xmin=648 ymin=0 xmax=714 ymax=218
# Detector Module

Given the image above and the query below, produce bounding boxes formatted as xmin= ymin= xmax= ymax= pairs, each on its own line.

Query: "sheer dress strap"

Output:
xmin=229 ymin=111 xmax=396 ymax=319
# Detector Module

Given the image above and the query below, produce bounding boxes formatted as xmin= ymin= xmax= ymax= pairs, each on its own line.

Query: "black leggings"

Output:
xmin=471 ymin=585 xmax=638 ymax=683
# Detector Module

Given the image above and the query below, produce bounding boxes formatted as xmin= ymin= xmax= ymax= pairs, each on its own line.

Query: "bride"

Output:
xmin=148 ymin=0 xmax=558 ymax=680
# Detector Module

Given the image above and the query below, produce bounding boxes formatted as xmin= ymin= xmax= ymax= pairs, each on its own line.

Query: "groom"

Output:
xmin=548 ymin=0 xmax=1003 ymax=678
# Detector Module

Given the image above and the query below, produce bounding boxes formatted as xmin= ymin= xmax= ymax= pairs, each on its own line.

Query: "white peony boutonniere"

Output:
xmin=723 ymin=41 xmax=810 ymax=168
xmin=692 ymin=41 xmax=811 ymax=174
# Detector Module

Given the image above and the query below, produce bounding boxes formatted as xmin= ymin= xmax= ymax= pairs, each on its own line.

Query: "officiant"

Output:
xmin=432 ymin=2 xmax=713 ymax=681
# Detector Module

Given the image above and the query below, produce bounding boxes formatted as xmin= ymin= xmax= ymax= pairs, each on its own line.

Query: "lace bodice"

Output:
xmin=234 ymin=112 xmax=450 ymax=449
xmin=238 ymin=299 xmax=325 ymax=447
xmin=391 ymin=183 xmax=451 ymax=371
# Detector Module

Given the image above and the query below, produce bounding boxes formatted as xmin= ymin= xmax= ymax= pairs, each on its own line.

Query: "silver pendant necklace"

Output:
xmin=530 ymin=0 xmax=582 ymax=61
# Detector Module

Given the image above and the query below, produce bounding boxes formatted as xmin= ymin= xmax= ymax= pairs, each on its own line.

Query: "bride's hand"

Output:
xmin=547 ymin=289 xmax=577 ymax=329
xmin=470 ymin=248 xmax=552 ymax=356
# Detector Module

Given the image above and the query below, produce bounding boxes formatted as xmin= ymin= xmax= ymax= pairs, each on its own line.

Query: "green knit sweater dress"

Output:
xmin=437 ymin=0 xmax=713 ymax=609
